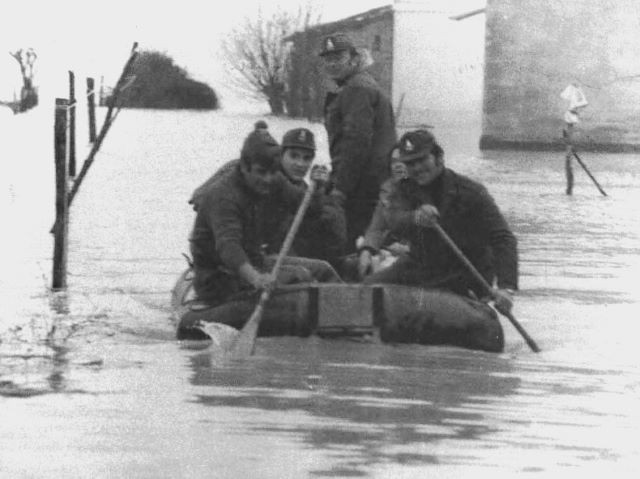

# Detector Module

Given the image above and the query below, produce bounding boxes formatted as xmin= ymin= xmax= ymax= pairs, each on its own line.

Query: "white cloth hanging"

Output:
xmin=561 ymin=84 xmax=588 ymax=124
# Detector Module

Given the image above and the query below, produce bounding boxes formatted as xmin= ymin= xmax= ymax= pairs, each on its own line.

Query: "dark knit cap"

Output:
xmin=240 ymin=121 xmax=280 ymax=167
xmin=281 ymin=128 xmax=316 ymax=151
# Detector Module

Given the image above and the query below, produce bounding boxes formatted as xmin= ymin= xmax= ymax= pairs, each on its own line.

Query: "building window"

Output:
xmin=372 ymin=35 xmax=382 ymax=52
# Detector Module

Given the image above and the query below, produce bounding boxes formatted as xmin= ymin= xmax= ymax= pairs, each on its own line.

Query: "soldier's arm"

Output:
xmin=476 ymin=186 xmax=518 ymax=290
xmin=360 ymin=201 xmax=389 ymax=252
xmin=207 ymin=196 xmax=251 ymax=272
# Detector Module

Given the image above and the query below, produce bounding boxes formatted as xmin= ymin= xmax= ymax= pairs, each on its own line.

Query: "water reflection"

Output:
xmin=181 ymin=334 xmax=640 ymax=474
xmin=45 ymin=344 xmax=69 ymax=392
xmin=187 ymin=339 xmax=520 ymax=473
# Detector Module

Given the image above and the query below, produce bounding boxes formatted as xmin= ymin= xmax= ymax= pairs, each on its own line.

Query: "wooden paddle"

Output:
xmin=229 ymin=180 xmax=318 ymax=358
xmin=572 ymin=151 xmax=608 ymax=197
xmin=433 ymin=222 xmax=541 ymax=353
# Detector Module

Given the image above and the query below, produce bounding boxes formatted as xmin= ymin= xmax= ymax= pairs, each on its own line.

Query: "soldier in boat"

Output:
xmin=188 ymin=121 xmax=271 ymax=209
xmin=359 ymin=129 xmax=518 ymax=315
xmin=354 ymin=144 xmax=410 ymax=280
xmin=189 ymin=122 xmax=347 ymax=271
xmin=265 ymin=127 xmax=347 ymax=271
xmin=188 ymin=124 xmax=341 ymax=305
xmin=319 ymin=32 xmax=397 ymax=254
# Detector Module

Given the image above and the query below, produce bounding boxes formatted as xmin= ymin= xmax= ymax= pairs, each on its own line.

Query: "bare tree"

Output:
xmin=222 ymin=5 xmax=319 ymax=115
xmin=9 ymin=48 xmax=38 ymax=111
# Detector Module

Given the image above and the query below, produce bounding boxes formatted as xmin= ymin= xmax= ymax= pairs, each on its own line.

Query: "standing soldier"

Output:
xmin=319 ymin=32 xmax=397 ymax=253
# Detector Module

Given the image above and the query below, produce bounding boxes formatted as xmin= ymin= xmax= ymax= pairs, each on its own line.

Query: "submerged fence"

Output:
xmin=51 ymin=42 xmax=138 ymax=290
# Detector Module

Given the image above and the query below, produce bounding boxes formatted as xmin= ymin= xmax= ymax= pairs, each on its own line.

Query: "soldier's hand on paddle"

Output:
xmin=413 ymin=204 xmax=440 ymax=228
xmin=493 ymin=288 xmax=514 ymax=315
xmin=240 ymin=263 xmax=276 ymax=292
xmin=251 ymin=272 xmax=275 ymax=292
xmin=310 ymin=164 xmax=330 ymax=185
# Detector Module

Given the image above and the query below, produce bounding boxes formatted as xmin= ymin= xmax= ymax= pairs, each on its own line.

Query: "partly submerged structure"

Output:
xmin=286 ymin=0 xmax=640 ymax=151
xmin=481 ymin=0 xmax=640 ymax=152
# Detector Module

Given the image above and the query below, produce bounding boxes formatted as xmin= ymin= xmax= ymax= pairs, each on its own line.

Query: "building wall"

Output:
xmin=481 ymin=0 xmax=640 ymax=151
xmin=392 ymin=0 xmax=486 ymax=129
xmin=286 ymin=32 xmax=326 ymax=119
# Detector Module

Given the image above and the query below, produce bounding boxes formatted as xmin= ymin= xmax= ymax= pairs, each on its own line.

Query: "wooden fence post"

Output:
xmin=52 ymin=98 xmax=69 ymax=290
xmin=68 ymin=71 xmax=76 ymax=177
xmin=87 ymin=77 xmax=97 ymax=143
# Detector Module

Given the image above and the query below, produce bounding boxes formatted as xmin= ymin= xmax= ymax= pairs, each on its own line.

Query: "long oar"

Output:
xmin=433 ymin=222 xmax=541 ymax=353
xmin=573 ymin=151 xmax=608 ymax=197
xmin=229 ymin=180 xmax=317 ymax=358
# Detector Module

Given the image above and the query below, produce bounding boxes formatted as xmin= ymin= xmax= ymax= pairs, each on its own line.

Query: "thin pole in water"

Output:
xmin=563 ymin=124 xmax=574 ymax=195
xmin=68 ymin=71 xmax=76 ymax=177
xmin=52 ymin=98 xmax=69 ymax=290
xmin=86 ymin=77 xmax=97 ymax=143
xmin=573 ymin=151 xmax=608 ymax=197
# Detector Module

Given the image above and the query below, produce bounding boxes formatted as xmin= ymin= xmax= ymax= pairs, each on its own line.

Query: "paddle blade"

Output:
xmin=502 ymin=310 xmax=541 ymax=353
xmin=198 ymin=322 xmax=239 ymax=350
xmin=229 ymin=301 xmax=265 ymax=358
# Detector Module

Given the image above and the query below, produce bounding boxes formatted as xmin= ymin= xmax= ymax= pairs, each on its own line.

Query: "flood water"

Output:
xmin=1 ymin=107 xmax=640 ymax=477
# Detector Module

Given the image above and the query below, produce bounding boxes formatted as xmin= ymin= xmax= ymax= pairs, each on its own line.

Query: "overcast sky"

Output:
xmin=1 ymin=0 xmax=403 ymax=103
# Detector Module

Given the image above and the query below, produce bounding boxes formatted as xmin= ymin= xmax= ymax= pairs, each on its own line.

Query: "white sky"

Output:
xmin=0 ymin=0 xmax=399 ymax=105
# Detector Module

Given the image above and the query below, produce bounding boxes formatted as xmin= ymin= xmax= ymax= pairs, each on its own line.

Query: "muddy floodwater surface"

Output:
xmin=1 ymin=108 xmax=639 ymax=477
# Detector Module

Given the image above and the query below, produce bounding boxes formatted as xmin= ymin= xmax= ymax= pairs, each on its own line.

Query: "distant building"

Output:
xmin=285 ymin=0 xmax=486 ymax=129
xmin=481 ymin=0 xmax=640 ymax=152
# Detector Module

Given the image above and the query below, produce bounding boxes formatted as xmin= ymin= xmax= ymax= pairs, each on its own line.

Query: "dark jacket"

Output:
xmin=383 ymin=168 xmax=518 ymax=295
xmin=324 ymin=71 xmax=397 ymax=200
xmin=189 ymin=163 xmax=320 ymax=273
xmin=188 ymin=159 xmax=238 ymax=211
xmin=266 ymin=169 xmax=346 ymax=266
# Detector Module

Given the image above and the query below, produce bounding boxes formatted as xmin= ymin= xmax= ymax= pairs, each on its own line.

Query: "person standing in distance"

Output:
xmin=319 ymin=32 xmax=397 ymax=253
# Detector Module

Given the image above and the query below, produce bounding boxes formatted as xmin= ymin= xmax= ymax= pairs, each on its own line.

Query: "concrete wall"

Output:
xmin=481 ymin=0 xmax=640 ymax=151
xmin=392 ymin=0 xmax=486 ymax=129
